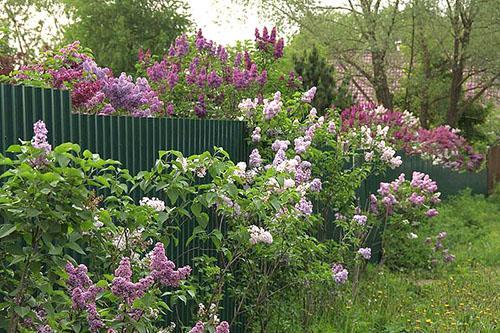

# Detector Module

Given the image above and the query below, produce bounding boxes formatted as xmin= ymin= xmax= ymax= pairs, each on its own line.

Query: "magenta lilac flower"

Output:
xmin=215 ymin=321 xmax=230 ymax=333
xmin=188 ymin=321 xmax=205 ymax=333
xmin=426 ymin=208 xmax=439 ymax=218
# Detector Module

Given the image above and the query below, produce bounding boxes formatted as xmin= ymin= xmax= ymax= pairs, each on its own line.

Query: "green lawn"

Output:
xmin=268 ymin=191 xmax=500 ymax=332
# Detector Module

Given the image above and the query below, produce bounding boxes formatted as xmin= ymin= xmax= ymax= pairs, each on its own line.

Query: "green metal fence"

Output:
xmin=0 ymin=84 xmax=490 ymax=331
xmin=0 ymin=84 xmax=249 ymax=331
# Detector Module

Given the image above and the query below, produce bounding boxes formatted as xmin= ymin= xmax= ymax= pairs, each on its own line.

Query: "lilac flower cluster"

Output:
xmin=111 ymin=257 xmax=155 ymax=304
xmin=65 ymin=263 xmax=104 ymax=332
xmin=263 ymin=91 xmax=283 ymax=120
xmin=248 ymin=225 xmax=273 ymax=245
xmin=149 ymin=242 xmax=191 ymax=287
xmin=139 ymin=197 xmax=166 ymax=212
xmin=31 ymin=120 xmax=52 ymax=167
xmin=341 ymin=103 xmax=484 ymax=171
xmin=372 ymin=172 xmax=440 ymax=219
xmin=254 ymin=26 xmax=284 ymax=59
xmin=357 ymin=247 xmax=372 ymax=260
xmin=331 ymin=264 xmax=349 ymax=284
xmin=301 ymin=86 xmax=317 ymax=103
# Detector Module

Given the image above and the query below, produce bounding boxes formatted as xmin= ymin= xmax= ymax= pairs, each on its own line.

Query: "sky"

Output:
xmin=186 ymin=0 xmax=271 ymax=45
xmin=186 ymin=0 xmax=346 ymax=45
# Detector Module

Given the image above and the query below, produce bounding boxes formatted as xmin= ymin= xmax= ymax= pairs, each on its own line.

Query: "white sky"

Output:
xmin=186 ymin=0 xmax=271 ymax=45
xmin=186 ymin=0 xmax=346 ymax=45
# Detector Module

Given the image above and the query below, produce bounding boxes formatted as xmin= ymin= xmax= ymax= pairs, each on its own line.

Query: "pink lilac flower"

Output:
xmin=149 ymin=242 xmax=191 ymax=287
xmin=249 ymin=149 xmax=263 ymax=168
xmin=189 ymin=321 xmax=205 ymax=333
xmin=408 ymin=192 xmax=425 ymax=206
xmin=358 ymin=247 xmax=371 ymax=260
xmin=426 ymin=209 xmax=439 ymax=218
xmin=331 ymin=264 xmax=348 ymax=284
xmin=301 ymin=86 xmax=317 ymax=103
xmin=32 ymin=120 xmax=52 ymax=154
xmin=215 ymin=321 xmax=230 ymax=333
xmin=353 ymin=214 xmax=368 ymax=226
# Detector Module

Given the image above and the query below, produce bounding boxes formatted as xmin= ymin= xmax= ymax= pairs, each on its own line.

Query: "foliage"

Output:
xmin=61 ymin=0 xmax=191 ymax=75
xmin=5 ymin=26 xmax=300 ymax=119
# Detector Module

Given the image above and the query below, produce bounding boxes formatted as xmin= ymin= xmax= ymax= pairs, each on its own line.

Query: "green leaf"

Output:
xmin=66 ymin=242 xmax=86 ymax=255
xmin=0 ymin=224 xmax=16 ymax=238
xmin=14 ymin=306 xmax=29 ymax=317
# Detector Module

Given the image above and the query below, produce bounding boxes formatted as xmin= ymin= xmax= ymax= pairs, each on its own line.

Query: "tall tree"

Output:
xmin=62 ymin=0 xmax=192 ymax=74
xmin=233 ymin=0 xmax=403 ymax=109
xmin=0 ymin=0 xmax=65 ymax=61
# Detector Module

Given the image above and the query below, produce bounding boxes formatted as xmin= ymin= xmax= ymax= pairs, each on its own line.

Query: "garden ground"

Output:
xmin=267 ymin=191 xmax=500 ymax=333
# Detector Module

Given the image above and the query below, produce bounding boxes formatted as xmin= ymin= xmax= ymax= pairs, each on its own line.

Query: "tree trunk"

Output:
xmin=420 ymin=38 xmax=431 ymax=129
xmin=371 ymin=51 xmax=393 ymax=109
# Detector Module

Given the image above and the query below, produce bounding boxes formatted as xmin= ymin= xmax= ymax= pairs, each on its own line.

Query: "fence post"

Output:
xmin=487 ymin=145 xmax=500 ymax=194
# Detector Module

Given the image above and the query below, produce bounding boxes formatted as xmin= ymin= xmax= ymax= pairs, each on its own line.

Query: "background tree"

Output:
xmin=293 ymin=44 xmax=352 ymax=113
xmin=62 ymin=0 xmax=192 ymax=74
xmin=0 ymin=0 xmax=65 ymax=62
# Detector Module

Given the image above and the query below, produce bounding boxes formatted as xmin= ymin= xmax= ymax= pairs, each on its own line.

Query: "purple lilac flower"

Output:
xmin=99 ymin=103 xmax=116 ymax=115
xmin=188 ymin=321 xmax=205 ymax=333
xmin=166 ymin=103 xmax=175 ymax=116
xmin=309 ymin=178 xmax=322 ymax=192
xmin=353 ymin=214 xmax=368 ymax=226
xmin=150 ymin=243 xmax=191 ymax=287
xmin=369 ymin=194 xmax=378 ymax=213
xmin=32 ymin=120 xmax=52 ymax=154
xmin=327 ymin=121 xmax=336 ymax=134
xmin=272 ymin=139 xmax=290 ymax=152
xmin=295 ymin=197 xmax=313 ymax=215
xmin=194 ymin=94 xmax=207 ymax=117
xmin=301 ymin=86 xmax=317 ymax=103
xmin=87 ymin=303 xmax=104 ymax=332
xmin=426 ymin=209 xmax=439 ymax=218
xmin=295 ymin=161 xmax=312 ymax=184
xmin=251 ymin=127 xmax=261 ymax=143
xmin=437 ymin=231 xmax=447 ymax=240
xmin=249 ymin=149 xmax=263 ymax=168
xmin=274 ymin=38 xmax=284 ymax=58
xmin=294 ymin=136 xmax=311 ymax=154
xmin=443 ymin=249 xmax=456 ymax=263
xmin=37 ymin=325 xmax=53 ymax=333
xmin=111 ymin=257 xmax=155 ymax=304
xmin=358 ymin=247 xmax=372 ymax=260
xmin=263 ymin=91 xmax=282 ymax=120
xmin=331 ymin=264 xmax=348 ymax=284
xmin=270 ymin=149 xmax=285 ymax=167
xmin=216 ymin=321 xmax=230 ymax=333
xmin=208 ymin=70 xmax=223 ymax=88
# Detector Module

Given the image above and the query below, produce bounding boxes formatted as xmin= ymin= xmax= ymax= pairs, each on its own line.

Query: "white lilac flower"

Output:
xmin=140 ymin=197 xmax=166 ymax=212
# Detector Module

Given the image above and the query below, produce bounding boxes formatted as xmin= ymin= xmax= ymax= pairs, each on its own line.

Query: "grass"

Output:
xmin=267 ymin=191 xmax=500 ymax=332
